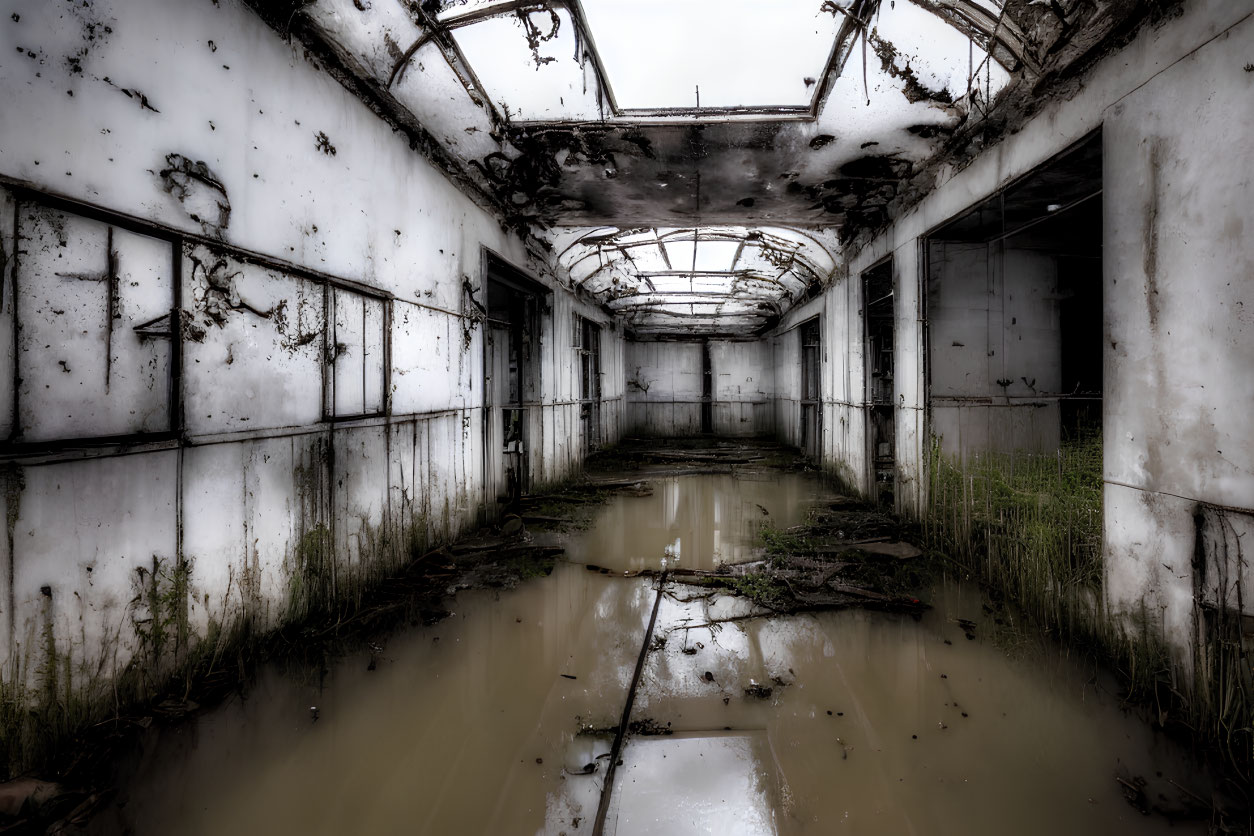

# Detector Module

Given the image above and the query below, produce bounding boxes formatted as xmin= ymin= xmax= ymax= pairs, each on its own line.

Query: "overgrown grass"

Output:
xmin=725 ymin=574 xmax=790 ymax=609
xmin=924 ymin=431 xmax=1103 ymax=635
xmin=923 ymin=429 xmax=1253 ymax=798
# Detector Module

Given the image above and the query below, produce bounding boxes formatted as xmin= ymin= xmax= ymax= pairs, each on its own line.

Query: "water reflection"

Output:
xmin=97 ymin=568 xmax=653 ymax=836
xmin=95 ymin=474 xmax=1209 ymax=836
xmin=632 ymin=584 xmax=1207 ymax=836
xmin=566 ymin=473 xmax=816 ymax=572
xmin=610 ymin=733 xmax=781 ymax=836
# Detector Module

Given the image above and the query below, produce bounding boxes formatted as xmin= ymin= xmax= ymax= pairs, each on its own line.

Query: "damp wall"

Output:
xmin=0 ymin=0 xmax=623 ymax=710
xmin=830 ymin=0 xmax=1254 ymax=659
xmin=926 ymin=241 xmax=1065 ymax=458
xmin=771 ymin=277 xmax=870 ymax=492
xmin=623 ymin=339 xmax=774 ymax=437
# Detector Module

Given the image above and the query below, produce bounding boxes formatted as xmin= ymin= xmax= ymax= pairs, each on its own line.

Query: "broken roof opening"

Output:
xmin=578 ymin=0 xmax=841 ymax=112
xmin=432 ymin=0 xmax=1014 ymax=123
xmin=279 ymin=0 xmax=1159 ymax=336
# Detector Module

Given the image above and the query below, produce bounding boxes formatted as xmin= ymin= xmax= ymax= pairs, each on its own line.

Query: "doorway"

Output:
xmin=483 ymin=256 xmax=544 ymax=512
xmin=863 ymin=259 xmax=895 ymax=507
xmin=577 ymin=315 xmax=602 ymax=455
xmin=799 ymin=318 xmax=821 ymax=459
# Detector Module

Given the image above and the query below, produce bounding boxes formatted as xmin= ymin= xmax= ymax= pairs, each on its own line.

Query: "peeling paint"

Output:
xmin=158 ymin=155 xmax=231 ymax=237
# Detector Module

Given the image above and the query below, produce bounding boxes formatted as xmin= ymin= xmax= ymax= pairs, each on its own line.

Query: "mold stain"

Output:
xmin=1143 ymin=138 xmax=1163 ymax=329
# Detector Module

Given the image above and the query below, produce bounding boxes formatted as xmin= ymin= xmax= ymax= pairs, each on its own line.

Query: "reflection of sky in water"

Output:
xmin=566 ymin=474 xmax=817 ymax=572
xmin=613 ymin=734 xmax=778 ymax=836
xmin=108 ymin=472 xmax=1209 ymax=836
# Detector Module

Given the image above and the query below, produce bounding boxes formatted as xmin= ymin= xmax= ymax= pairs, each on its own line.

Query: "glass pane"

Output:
xmin=619 ymin=243 xmax=669 ymax=273
xmin=694 ymin=240 xmax=741 ymax=271
xmin=662 ymin=240 xmax=696 ymax=270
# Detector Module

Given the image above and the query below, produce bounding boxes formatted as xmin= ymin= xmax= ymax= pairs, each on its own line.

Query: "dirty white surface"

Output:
xmin=834 ymin=0 xmax=1254 ymax=657
xmin=0 ymin=0 xmax=624 ymax=704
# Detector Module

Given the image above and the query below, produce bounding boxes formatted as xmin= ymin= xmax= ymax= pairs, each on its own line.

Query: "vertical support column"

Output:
xmin=894 ymin=243 xmax=926 ymax=517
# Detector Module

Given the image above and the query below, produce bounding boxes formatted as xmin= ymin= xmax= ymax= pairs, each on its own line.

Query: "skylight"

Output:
xmin=579 ymin=0 xmax=841 ymax=111
xmin=555 ymin=227 xmax=839 ymax=336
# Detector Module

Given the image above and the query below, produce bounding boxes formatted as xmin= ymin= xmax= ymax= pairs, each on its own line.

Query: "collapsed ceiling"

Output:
xmin=256 ymin=0 xmax=1150 ymax=336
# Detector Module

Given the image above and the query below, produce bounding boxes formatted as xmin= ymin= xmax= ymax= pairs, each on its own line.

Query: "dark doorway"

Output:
xmin=483 ymin=256 xmax=544 ymax=512
xmin=700 ymin=339 xmax=713 ymax=434
xmin=800 ymin=318 xmax=821 ymax=459
xmin=577 ymin=315 xmax=602 ymax=455
xmin=863 ymin=259 xmax=895 ymax=507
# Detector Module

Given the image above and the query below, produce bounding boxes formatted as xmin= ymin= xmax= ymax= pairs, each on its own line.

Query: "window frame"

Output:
xmin=3 ymin=192 xmax=184 ymax=451
xmin=322 ymin=282 xmax=392 ymax=423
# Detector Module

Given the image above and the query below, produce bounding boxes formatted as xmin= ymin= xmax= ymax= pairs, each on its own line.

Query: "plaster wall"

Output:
xmin=772 ymin=277 xmax=869 ymax=492
xmin=623 ymin=340 xmax=774 ymax=438
xmin=928 ymin=241 xmax=1064 ymax=457
xmin=0 ymin=0 xmax=623 ymax=708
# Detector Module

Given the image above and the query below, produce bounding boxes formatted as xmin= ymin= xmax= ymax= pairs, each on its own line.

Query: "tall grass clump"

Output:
xmin=923 ymin=427 xmax=1253 ymax=797
xmin=923 ymin=428 xmax=1103 ymax=636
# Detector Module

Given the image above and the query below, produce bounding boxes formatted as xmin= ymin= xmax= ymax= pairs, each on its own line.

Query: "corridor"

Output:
xmin=0 ymin=0 xmax=1251 ymax=832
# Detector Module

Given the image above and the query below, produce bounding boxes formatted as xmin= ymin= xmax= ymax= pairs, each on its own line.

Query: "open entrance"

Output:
xmin=483 ymin=255 xmax=545 ymax=512
xmin=924 ymin=130 xmax=1103 ymax=458
xmin=799 ymin=318 xmax=821 ymax=459
xmin=921 ymin=132 xmax=1104 ymax=612
xmin=700 ymin=339 xmax=713 ymax=434
xmin=863 ymin=259 xmax=895 ymax=507
xmin=577 ymin=315 xmax=602 ymax=455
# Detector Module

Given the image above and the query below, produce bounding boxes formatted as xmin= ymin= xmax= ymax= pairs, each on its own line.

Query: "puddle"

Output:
xmin=609 ymin=732 xmax=782 ymax=836
xmin=566 ymin=473 xmax=817 ymax=572
xmin=91 ymin=473 xmax=1210 ymax=836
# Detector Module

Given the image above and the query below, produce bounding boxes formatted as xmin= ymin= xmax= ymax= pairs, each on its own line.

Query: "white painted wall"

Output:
xmin=0 ymin=0 xmax=624 ymax=709
xmin=623 ymin=340 xmax=774 ymax=437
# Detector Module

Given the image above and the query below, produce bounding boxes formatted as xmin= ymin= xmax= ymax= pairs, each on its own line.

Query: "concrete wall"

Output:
xmin=624 ymin=339 xmax=773 ymax=437
xmin=830 ymin=0 xmax=1254 ymax=657
xmin=928 ymin=241 xmax=1064 ymax=457
xmin=772 ymin=278 xmax=869 ymax=491
xmin=0 ymin=0 xmax=623 ymax=709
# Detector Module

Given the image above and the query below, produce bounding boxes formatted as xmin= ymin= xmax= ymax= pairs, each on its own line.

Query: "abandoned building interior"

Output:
xmin=0 ymin=0 xmax=1252 ymax=832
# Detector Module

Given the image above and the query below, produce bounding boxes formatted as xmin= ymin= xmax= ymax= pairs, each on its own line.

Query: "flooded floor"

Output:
xmin=92 ymin=473 xmax=1208 ymax=835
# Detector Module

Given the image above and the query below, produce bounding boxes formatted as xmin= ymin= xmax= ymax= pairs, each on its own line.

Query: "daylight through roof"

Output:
xmin=553 ymin=226 xmax=839 ymax=337
xmin=292 ymin=0 xmax=1109 ymax=336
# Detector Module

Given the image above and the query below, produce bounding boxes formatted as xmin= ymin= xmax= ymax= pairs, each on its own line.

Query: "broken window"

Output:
xmin=925 ymin=130 xmax=1103 ymax=455
xmin=326 ymin=286 xmax=387 ymax=419
xmin=424 ymin=0 xmax=1010 ymax=124
xmin=451 ymin=4 xmax=603 ymax=121
xmin=12 ymin=203 xmax=175 ymax=444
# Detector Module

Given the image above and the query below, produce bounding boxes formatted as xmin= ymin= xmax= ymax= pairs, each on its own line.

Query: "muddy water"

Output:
xmin=565 ymin=472 xmax=817 ymax=572
xmin=95 ymin=473 xmax=1208 ymax=836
